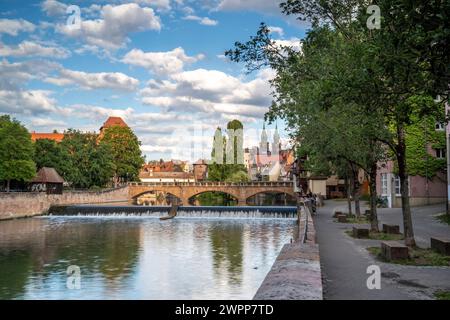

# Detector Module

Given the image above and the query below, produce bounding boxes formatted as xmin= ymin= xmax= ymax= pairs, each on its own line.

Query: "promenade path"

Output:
xmin=315 ymin=200 xmax=450 ymax=300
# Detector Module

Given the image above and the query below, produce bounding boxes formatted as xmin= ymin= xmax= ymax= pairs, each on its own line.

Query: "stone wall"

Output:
xmin=253 ymin=204 xmax=323 ymax=300
xmin=0 ymin=187 xmax=129 ymax=220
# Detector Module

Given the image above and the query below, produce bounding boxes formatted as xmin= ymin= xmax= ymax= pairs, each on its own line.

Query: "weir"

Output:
xmin=47 ymin=205 xmax=297 ymax=219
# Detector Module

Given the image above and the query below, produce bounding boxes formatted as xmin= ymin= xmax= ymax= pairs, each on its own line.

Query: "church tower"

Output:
xmin=272 ymin=123 xmax=280 ymax=155
xmin=260 ymin=122 xmax=268 ymax=155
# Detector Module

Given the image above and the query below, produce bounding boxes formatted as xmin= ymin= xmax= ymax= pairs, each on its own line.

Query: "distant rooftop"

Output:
xmin=31 ymin=132 xmax=64 ymax=142
xmin=100 ymin=116 xmax=128 ymax=131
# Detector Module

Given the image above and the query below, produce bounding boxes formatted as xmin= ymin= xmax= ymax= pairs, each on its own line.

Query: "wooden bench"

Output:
xmin=382 ymin=224 xmax=400 ymax=234
xmin=336 ymin=214 xmax=348 ymax=223
xmin=381 ymin=241 xmax=409 ymax=260
xmin=352 ymin=227 xmax=369 ymax=238
xmin=431 ymin=237 xmax=450 ymax=256
xmin=364 ymin=209 xmax=371 ymax=216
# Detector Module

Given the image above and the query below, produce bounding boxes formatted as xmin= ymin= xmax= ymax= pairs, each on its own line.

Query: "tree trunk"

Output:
xmin=345 ymin=176 xmax=352 ymax=216
xmin=6 ymin=179 xmax=10 ymax=193
xmin=368 ymin=163 xmax=379 ymax=232
xmin=351 ymin=164 xmax=361 ymax=218
xmin=397 ymin=125 xmax=416 ymax=247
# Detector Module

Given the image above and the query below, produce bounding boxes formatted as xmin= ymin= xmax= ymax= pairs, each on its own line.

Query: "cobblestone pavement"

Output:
xmin=315 ymin=200 xmax=450 ymax=300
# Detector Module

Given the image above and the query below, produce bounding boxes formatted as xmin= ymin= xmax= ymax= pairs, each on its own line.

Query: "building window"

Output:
xmin=394 ymin=176 xmax=401 ymax=195
xmin=435 ymin=148 xmax=446 ymax=159
xmin=394 ymin=175 xmax=410 ymax=196
xmin=381 ymin=173 xmax=388 ymax=195
xmin=435 ymin=122 xmax=445 ymax=131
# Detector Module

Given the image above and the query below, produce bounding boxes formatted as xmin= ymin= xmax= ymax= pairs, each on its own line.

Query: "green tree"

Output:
xmin=34 ymin=138 xmax=71 ymax=177
xmin=227 ymin=0 xmax=450 ymax=246
xmin=60 ymin=130 xmax=115 ymax=188
xmin=0 ymin=115 xmax=35 ymax=192
xmin=100 ymin=126 xmax=145 ymax=185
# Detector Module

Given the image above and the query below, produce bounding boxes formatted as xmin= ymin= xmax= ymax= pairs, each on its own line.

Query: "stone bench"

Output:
xmin=382 ymin=224 xmax=400 ymax=234
xmin=336 ymin=214 xmax=347 ymax=223
xmin=431 ymin=237 xmax=450 ymax=256
xmin=352 ymin=227 xmax=369 ymax=238
xmin=381 ymin=241 xmax=409 ymax=261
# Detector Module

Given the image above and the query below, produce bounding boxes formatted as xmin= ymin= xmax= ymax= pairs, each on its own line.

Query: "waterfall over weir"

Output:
xmin=47 ymin=205 xmax=297 ymax=219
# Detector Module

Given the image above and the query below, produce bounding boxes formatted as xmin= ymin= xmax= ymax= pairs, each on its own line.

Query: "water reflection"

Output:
xmin=0 ymin=217 xmax=295 ymax=299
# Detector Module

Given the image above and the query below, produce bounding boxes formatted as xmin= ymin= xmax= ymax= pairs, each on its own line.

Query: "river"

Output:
xmin=0 ymin=211 xmax=297 ymax=299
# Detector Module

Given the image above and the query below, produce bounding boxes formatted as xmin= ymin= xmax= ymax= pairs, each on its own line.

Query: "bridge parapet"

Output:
xmin=128 ymin=181 xmax=294 ymax=187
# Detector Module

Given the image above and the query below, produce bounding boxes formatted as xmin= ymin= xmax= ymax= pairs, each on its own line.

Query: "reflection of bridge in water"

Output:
xmin=128 ymin=181 xmax=295 ymax=206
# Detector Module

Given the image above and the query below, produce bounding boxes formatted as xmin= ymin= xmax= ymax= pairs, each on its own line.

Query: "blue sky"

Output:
xmin=0 ymin=0 xmax=306 ymax=161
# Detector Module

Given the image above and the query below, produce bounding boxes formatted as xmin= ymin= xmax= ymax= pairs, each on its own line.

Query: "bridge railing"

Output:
xmin=128 ymin=181 xmax=294 ymax=187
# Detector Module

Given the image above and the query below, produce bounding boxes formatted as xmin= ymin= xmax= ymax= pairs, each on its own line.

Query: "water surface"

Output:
xmin=0 ymin=216 xmax=296 ymax=299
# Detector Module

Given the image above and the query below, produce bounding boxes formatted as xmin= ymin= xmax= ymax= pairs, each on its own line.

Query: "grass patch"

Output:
xmin=434 ymin=290 xmax=450 ymax=300
xmin=367 ymin=246 xmax=450 ymax=266
xmin=436 ymin=213 xmax=450 ymax=226
xmin=345 ymin=230 xmax=404 ymax=241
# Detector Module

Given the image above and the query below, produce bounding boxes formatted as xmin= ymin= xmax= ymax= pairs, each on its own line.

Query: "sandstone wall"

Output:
xmin=0 ymin=187 xmax=129 ymax=220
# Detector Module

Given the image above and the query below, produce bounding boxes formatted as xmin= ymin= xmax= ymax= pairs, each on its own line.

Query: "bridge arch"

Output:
xmin=245 ymin=190 xmax=296 ymax=206
xmin=187 ymin=190 xmax=240 ymax=206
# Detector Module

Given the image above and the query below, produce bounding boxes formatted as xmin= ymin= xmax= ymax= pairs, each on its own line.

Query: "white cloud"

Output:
xmin=0 ymin=41 xmax=70 ymax=59
xmin=134 ymin=0 xmax=171 ymax=10
xmin=41 ymin=0 xmax=68 ymax=17
xmin=0 ymin=90 xmax=58 ymax=115
xmin=140 ymin=68 xmax=274 ymax=118
xmin=31 ymin=117 xmax=67 ymax=127
xmin=0 ymin=59 xmax=59 ymax=90
xmin=183 ymin=15 xmax=218 ymax=26
xmin=45 ymin=68 xmax=139 ymax=91
xmin=268 ymin=26 xmax=284 ymax=36
xmin=0 ymin=19 xmax=36 ymax=36
xmin=218 ymin=0 xmax=281 ymax=13
xmin=56 ymin=3 xmax=161 ymax=50
xmin=273 ymin=38 xmax=302 ymax=52
xmin=122 ymin=47 xmax=204 ymax=75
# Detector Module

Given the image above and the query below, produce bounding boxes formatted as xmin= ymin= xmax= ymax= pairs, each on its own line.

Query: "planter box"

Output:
xmin=352 ymin=227 xmax=369 ymax=239
xmin=431 ymin=237 xmax=450 ymax=256
xmin=381 ymin=241 xmax=409 ymax=260
xmin=383 ymin=224 xmax=400 ymax=234
xmin=336 ymin=214 xmax=347 ymax=223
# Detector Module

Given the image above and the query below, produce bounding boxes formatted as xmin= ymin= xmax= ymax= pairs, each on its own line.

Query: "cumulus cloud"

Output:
xmin=140 ymin=68 xmax=274 ymax=118
xmin=268 ymin=26 xmax=284 ymax=36
xmin=183 ymin=15 xmax=218 ymax=26
xmin=122 ymin=47 xmax=204 ymax=75
xmin=0 ymin=90 xmax=58 ymax=115
xmin=0 ymin=19 xmax=36 ymax=36
xmin=218 ymin=0 xmax=281 ymax=13
xmin=0 ymin=41 xmax=70 ymax=59
xmin=273 ymin=38 xmax=302 ymax=52
xmin=45 ymin=68 xmax=140 ymax=91
xmin=56 ymin=3 xmax=161 ymax=50
xmin=41 ymin=0 xmax=68 ymax=17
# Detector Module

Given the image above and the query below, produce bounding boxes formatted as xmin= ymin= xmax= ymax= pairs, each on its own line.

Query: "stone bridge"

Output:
xmin=128 ymin=181 xmax=295 ymax=206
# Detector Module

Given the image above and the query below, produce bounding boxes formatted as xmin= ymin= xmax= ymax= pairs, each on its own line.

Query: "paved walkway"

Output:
xmin=315 ymin=200 xmax=450 ymax=300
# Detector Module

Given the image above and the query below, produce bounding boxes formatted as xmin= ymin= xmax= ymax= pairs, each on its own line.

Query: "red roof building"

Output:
xmin=31 ymin=132 xmax=65 ymax=143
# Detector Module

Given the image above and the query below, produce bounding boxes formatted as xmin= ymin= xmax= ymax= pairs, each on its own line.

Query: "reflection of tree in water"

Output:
xmin=209 ymin=223 xmax=243 ymax=285
xmin=0 ymin=219 xmax=141 ymax=298
xmin=0 ymin=251 xmax=33 ymax=299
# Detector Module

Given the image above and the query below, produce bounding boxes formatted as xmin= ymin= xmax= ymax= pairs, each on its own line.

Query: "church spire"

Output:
xmin=260 ymin=122 xmax=268 ymax=155
xmin=272 ymin=122 xmax=280 ymax=155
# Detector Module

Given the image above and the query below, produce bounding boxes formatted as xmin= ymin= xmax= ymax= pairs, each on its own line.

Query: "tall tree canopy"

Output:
xmin=0 ymin=115 xmax=35 ymax=191
xmin=60 ymin=129 xmax=115 ymax=189
xmin=100 ymin=126 xmax=145 ymax=183
xmin=226 ymin=0 xmax=450 ymax=245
